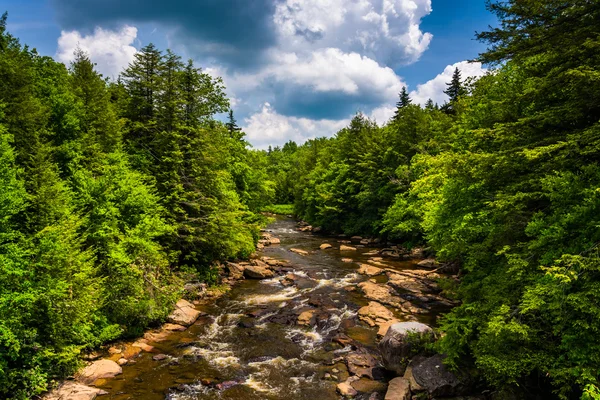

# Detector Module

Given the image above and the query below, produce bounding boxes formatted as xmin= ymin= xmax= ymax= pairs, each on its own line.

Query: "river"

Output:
xmin=96 ymin=217 xmax=446 ymax=399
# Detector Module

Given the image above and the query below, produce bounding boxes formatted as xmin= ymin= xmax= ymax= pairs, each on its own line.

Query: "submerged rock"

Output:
xmin=378 ymin=322 xmax=434 ymax=375
xmin=340 ymin=245 xmax=357 ymax=251
xmin=290 ymin=248 xmax=310 ymax=256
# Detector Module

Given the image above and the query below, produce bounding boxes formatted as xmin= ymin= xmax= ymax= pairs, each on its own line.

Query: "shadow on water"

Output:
xmin=97 ymin=216 xmax=447 ymax=399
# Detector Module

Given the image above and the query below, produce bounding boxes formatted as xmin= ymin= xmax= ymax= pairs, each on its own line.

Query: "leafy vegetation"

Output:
xmin=0 ymin=12 xmax=273 ymax=398
xmin=1 ymin=0 xmax=599 ymax=398
xmin=264 ymin=1 xmax=600 ymax=398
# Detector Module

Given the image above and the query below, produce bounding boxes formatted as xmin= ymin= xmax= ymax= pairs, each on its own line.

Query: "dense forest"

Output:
xmin=0 ymin=12 xmax=273 ymax=398
xmin=265 ymin=1 xmax=600 ymax=399
xmin=1 ymin=0 xmax=599 ymax=399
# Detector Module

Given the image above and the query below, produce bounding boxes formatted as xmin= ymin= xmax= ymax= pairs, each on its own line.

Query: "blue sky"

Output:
xmin=3 ymin=0 xmax=498 ymax=148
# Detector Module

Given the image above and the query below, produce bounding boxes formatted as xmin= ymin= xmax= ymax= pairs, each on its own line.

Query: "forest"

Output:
xmin=1 ymin=0 xmax=599 ymax=399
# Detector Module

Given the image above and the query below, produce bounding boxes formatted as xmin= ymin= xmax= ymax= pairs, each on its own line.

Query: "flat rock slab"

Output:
xmin=167 ymin=299 xmax=201 ymax=326
xmin=385 ymin=377 xmax=411 ymax=400
xmin=358 ymin=264 xmax=384 ymax=277
xmin=77 ymin=359 xmax=122 ymax=385
xmin=44 ymin=381 xmax=108 ymax=400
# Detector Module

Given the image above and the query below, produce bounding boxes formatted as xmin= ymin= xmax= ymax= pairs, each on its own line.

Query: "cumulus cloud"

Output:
xmin=243 ymin=103 xmax=349 ymax=148
xmin=274 ymin=0 xmax=433 ymax=66
xmin=56 ymin=25 xmax=137 ymax=78
xmin=410 ymin=60 xmax=487 ymax=106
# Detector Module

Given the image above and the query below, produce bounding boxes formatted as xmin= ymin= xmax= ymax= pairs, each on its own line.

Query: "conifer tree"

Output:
xmin=393 ymin=86 xmax=411 ymax=121
xmin=225 ymin=109 xmax=242 ymax=139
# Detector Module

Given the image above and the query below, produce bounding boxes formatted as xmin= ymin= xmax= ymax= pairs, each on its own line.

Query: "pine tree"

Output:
xmin=442 ymin=68 xmax=464 ymax=114
xmin=425 ymin=98 xmax=435 ymax=110
xmin=122 ymin=43 xmax=163 ymax=124
xmin=225 ymin=109 xmax=242 ymax=139
xmin=393 ymin=86 xmax=411 ymax=121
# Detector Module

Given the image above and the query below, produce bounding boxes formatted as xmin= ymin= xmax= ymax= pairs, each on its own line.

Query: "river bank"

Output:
xmin=45 ymin=216 xmax=466 ymax=400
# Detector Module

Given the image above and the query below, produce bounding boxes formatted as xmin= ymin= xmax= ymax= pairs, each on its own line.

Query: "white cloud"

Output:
xmin=410 ymin=60 xmax=487 ymax=106
xmin=369 ymin=104 xmax=396 ymax=124
xmin=243 ymin=103 xmax=349 ymax=148
xmin=56 ymin=26 xmax=138 ymax=79
xmin=268 ymin=48 xmax=404 ymax=98
xmin=274 ymin=0 xmax=433 ymax=66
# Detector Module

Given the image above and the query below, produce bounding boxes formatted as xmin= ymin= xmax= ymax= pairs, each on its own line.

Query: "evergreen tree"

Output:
xmin=441 ymin=67 xmax=464 ymax=114
xmin=225 ymin=109 xmax=242 ymax=139
xmin=393 ymin=86 xmax=411 ymax=121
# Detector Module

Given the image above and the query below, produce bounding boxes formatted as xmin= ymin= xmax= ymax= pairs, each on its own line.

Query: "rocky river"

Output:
xmin=47 ymin=216 xmax=465 ymax=400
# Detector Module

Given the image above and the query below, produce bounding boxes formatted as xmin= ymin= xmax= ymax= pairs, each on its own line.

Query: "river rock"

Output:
xmin=320 ymin=243 xmax=333 ymax=250
xmin=412 ymin=354 xmax=466 ymax=397
xmin=337 ymin=376 xmax=360 ymax=397
xmin=77 ymin=359 xmax=122 ymax=385
xmin=270 ymin=237 xmax=281 ymax=245
xmin=340 ymin=245 xmax=357 ymax=251
xmin=290 ymin=248 xmax=309 ymax=256
xmin=225 ymin=262 xmax=245 ymax=280
xmin=163 ymin=323 xmax=187 ymax=331
xmin=358 ymin=282 xmax=404 ymax=309
xmin=384 ymin=377 xmax=411 ymax=400
xmin=345 ymin=352 xmax=381 ymax=380
xmin=168 ymin=299 xmax=201 ymax=326
xmin=351 ymin=236 xmax=363 ymax=241
xmin=358 ymin=301 xmax=400 ymax=337
xmin=244 ymin=264 xmax=275 ymax=279
xmin=378 ymin=322 xmax=434 ymax=375
xmin=417 ymin=258 xmax=438 ymax=269
xmin=358 ymin=264 xmax=384 ymax=277
xmin=44 ymin=381 xmax=108 ymax=400
xmin=153 ymin=354 xmax=168 ymax=361
xmin=297 ymin=309 xmax=316 ymax=325
xmin=341 ymin=258 xmax=354 ymax=263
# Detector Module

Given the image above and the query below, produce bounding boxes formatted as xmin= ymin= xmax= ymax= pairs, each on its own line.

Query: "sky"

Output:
xmin=3 ymin=0 xmax=498 ymax=149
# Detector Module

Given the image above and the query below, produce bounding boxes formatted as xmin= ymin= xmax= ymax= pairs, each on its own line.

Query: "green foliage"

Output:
xmin=263 ymin=1 xmax=600 ymax=397
xmin=261 ymin=204 xmax=295 ymax=215
xmin=0 ymin=16 xmax=272 ymax=398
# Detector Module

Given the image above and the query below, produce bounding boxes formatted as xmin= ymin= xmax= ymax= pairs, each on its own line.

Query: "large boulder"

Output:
xmin=412 ymin=354 xmax=467 ymax=397
xmin=378 ymin=322 xmax=434 ymax=375
xmin=44 ymin=381 xmax=108 ymax=400
xmin=77 ymin=359 xmax=122 ymax=385
xmin=167 ymin=299 xmax=201 ymax=326
xmin=384 ymin=377 xmax=411 ymax=400
xmin=243 ymin=264 xmax=275 ymax=279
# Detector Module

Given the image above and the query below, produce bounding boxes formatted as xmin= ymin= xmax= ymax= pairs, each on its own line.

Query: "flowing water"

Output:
xmin=97 ymin=217 xmax=443 ymax=399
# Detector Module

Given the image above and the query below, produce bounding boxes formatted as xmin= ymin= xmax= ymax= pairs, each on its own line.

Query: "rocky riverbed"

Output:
xmin=46 ymin=216 xmax=479 ymax=400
